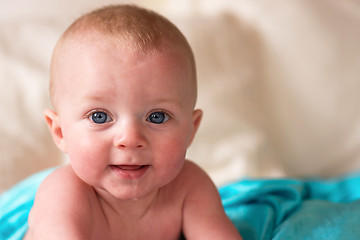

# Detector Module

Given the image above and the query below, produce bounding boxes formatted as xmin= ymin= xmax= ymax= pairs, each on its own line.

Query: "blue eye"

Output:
xmin=147 ymin=111 xmax=170 ymax=124
xmin=90 ymin=111 xmax=112 ymax=124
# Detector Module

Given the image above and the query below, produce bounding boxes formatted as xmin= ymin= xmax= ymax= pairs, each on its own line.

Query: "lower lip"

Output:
xmin=110 ymin=165 xmax=149 ymax=180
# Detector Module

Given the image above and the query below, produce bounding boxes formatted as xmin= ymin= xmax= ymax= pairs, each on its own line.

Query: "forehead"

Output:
xmin=63 ymin=33 xmax=193 ymax=83
xmin=54 ymin=30 xmax=194 ymax=78
xmin=52 ymin=34 xmax=196 ymax=109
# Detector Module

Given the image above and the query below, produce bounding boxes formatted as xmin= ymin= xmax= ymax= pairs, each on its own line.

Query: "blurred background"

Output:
xmin=1 ymin=0 xmax=360 ymax=193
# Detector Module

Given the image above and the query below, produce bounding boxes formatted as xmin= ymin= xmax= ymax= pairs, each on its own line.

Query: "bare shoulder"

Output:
xmin=26 ymin=165 xmax=96 ymax=239
xmin=176 ymin=160 xmax=219 ymax=202
xmin=32 ymin=165 xmax=93 ymax=206
xmin=175 ymin=160 xmax=218 ymax=195
xmin=178 ymin=160 xmax=210 ymax=182
xmin=180 ymin=160 xmax=242 ymax=240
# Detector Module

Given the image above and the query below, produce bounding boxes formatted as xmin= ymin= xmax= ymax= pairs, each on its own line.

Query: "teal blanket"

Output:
xmin=220 ymin=175 xmax=360 ymax=240
xmin=2 ymin=169 xmax=360 ymax=240
xmin=0 ymin=169 xmax=54 ymax=240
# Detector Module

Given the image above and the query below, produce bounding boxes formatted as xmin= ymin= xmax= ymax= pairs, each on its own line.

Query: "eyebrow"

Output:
xmin=152 ymin=97 xmax=183 ymax=107
xmin=82 ymin=94 xmax=184 ymax=108
xmin=82 ymin=93 xmax=110 ymax=102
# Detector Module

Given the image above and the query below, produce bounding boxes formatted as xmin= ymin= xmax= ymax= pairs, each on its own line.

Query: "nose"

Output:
xmin=113 ymin=121 xmax=147 ymax=149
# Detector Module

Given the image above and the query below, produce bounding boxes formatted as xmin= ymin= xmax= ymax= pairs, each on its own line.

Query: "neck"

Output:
xmin=95 ymin=187 xmax=160 ymax=221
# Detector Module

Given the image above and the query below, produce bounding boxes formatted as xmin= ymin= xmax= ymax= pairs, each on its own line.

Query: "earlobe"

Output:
xmin=187 ymin=109 xmax=203 ymax=147
xmin=44 ymin=109 xmax=67 ymax=152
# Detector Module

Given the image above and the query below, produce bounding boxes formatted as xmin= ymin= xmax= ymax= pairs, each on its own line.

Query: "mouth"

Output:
xmin=111 ymin=165 xmax=146 ymax=171
xmin=110 ymin=165 xmax=149 ymax=180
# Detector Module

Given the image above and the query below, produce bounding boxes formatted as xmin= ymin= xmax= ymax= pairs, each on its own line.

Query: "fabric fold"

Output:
xmin=2 ymin=169 xmax=360 ymax=240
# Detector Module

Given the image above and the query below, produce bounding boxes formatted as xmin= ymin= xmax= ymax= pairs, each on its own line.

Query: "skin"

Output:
xmin=25 ymin=33 xmax=242 ymax=240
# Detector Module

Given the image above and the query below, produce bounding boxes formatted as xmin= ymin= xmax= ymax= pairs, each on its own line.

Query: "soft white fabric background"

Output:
xmin=1 ymin=0 xmax=360 ymax=193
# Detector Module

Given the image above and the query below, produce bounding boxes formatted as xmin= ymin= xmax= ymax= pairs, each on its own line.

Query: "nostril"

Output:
xmin=114 ymin=141 xmax=146 ymax=149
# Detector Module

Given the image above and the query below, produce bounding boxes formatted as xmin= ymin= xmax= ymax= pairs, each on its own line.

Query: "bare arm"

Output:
xmin=25 ymin=166 xmax=94 ymax=240
xmin=181 ymin=161 xmax=242 ymax=240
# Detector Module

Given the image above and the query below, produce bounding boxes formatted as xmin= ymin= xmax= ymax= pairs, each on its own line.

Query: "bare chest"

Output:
xmin=91 ymin=201 xmax=183 ymax=240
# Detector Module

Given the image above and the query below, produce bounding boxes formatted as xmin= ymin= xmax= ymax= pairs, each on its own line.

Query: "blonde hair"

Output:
xmin=49 ymin=4 xmax=196 ymax=107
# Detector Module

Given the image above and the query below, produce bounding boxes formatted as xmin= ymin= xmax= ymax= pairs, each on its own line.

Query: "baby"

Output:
xmin=25 ymin=4 xmax=242 ymax=240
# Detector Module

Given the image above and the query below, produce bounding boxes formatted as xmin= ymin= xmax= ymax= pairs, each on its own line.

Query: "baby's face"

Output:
xmin=53 ymin=35 xmax=201 ymax=200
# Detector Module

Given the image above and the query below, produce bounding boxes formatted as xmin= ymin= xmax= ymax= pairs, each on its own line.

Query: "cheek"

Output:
xmin=153 ymin=132 xmax=189 ymax=177
xmin=65 ymin=131 xmax=110 ymax=180
xmin=168 ymin=125 xmax=194 ymax=158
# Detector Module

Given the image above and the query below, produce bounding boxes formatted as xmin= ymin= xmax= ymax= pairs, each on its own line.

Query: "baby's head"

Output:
xmin=45 ymin=4 xmax=202 ymax=200
xmin=49 ymin=4 xmax=197 ymax=110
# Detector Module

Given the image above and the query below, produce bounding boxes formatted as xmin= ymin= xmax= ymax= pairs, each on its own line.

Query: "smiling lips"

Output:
xmin=110 ymin=165 xmax=149 ymax=180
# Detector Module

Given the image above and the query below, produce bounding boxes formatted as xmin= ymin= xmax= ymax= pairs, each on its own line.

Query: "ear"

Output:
xmin=187 ymin=109 xmax=203 ymax=147
xmin=44 ymin=109 xmax=67 ymax=152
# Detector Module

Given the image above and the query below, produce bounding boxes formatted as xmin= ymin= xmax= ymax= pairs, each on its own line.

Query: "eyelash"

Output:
xmin=146 ymin=109 xmax=172 ymax=124
xmin=84 ymin=109 xmax=173 ymax=124
xmin=85 ymin=109 xmax=113 ymax=124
